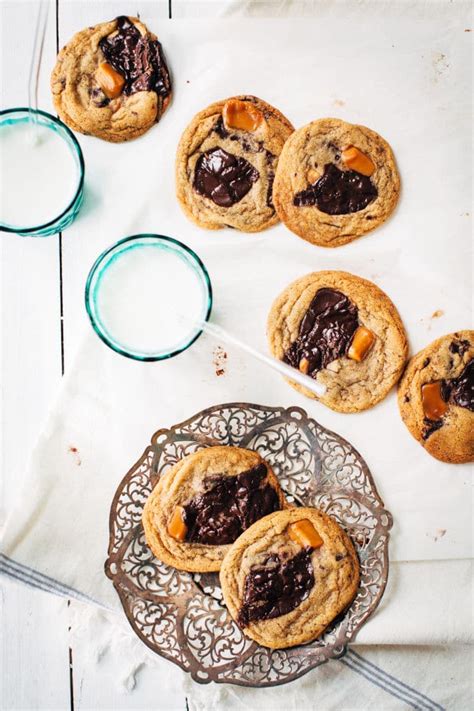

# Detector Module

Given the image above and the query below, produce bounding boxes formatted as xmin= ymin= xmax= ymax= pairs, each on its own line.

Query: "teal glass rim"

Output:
xmin=0 ymin=108 xmax=85 ymax=237
xmin=85 ymin=234 xmax=213 ymax=362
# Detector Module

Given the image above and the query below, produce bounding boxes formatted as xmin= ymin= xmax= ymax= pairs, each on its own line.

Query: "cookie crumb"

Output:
xmin=431 ymin=309 xmax=444 ymax=319
xmin=333 ymin=99 xmax=345 ymax=107
xmin=213 ymin=346 xmax=228 ymax=377
xmin=434 ymin=528 xmax=447 ymax=542
xmin=432 ymin=52 xmax=450 ymax=81
xmin=68 ymin=446 xmax=82 ymax=466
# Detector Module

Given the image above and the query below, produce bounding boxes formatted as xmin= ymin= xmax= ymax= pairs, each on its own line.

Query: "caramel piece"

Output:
xmin=223 ymin=99 xmax=264 ymax=132
xmin=422 ymin=382 xmax=448 ymax=420
xmin=299 ymin=357 xmax=310 ymax=374
xmin=348 ymin=326 xmax=376 ymax=362
xmin=167 ymin=506 xmax=187 ymax=541
xmin=95 ymin=62 xmax=125 ymax=99
xmin=288 ymin=519 xmax=323 ymax=549
xmin=341 ymin=146 xmax=375 ymax=177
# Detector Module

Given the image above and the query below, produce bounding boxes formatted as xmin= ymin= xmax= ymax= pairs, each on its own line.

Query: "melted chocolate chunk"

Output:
xmin=214 ymin=117 xmax=229 ymax=139
xmin=210 ymin=119 xmax=274 ymax=208
xmin=445 ymin=359 xmax=474 ymax=412
xmin=283 ymin=288 xmax=359 ymax=376
xmin=265 ymin=150 xmax=276 ymax=208
xmin=440 ymin=380 xmax=452 ymax=402
xmin=266 ymin=176 xmax=275 ymax=208
xmin=90 ymin=87 xmax=109 ymax=107
xmin=449 ymin=339 xmax=470 ymax=356
xmin=293 ymin=163 xmax=378 ymax=215
xmin=422 ymin=418 xmax=444 ymax=440
xmin=238 ymin=548 xmax=314 ymax=627
xmin=99 ymin=16 xmax=171 ymax=98
xmin=193 ymin=147 xmax=259 ymax=207
xmin=182 ymin=463 xmax=280 ymax=545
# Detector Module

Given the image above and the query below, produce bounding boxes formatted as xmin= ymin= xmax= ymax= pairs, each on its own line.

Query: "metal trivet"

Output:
xmin=105 ymin=403 xmax=392 ymax=687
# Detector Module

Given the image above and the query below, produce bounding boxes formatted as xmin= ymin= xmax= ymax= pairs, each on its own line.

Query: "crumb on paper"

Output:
xmin=465 ymin=29 xmax=471 ymax=32
xmin=333 ymin=99 xmax=345 ymax=107
xmin=427 ymin=528 xmax=447 ymax=542
xmin=432 ymin=52 xmax=450 ymax=80
xmin=431 ymin=309 xmax=444 ymax=319
xmin=186 ymin=80 xmax=190 ymax=84
xmin=213 ymin=346 xmax=228 ymax=377
xmin=68 ymin=445 xmax=82 ymax=466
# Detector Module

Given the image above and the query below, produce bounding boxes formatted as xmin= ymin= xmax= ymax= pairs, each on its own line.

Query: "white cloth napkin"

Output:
xmin=2 ymin=4 xmax=473 ymax=708
xmin=1 ymin=325 xmax=472 ymax=711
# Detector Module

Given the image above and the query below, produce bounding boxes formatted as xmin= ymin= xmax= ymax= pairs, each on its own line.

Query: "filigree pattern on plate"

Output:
xmin=106 ymin=402 xmax=392 ymax=687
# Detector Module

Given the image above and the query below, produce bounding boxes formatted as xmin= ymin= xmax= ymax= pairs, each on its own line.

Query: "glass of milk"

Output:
xmin=85 ymin=235 xmax=213 ymax=361
xmin=0 ymin=108 xmax=84 ymax=237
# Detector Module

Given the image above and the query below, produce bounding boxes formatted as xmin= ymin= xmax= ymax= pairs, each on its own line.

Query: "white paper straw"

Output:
xmin=27 ymin=0 xmax=49 ymax=128
xmin=199 ymin=320 xmax=326 ymax=398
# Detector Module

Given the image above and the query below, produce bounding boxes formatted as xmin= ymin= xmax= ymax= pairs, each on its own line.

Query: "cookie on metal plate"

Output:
xmin=220 ymin=507 xmax=360 ymax=649
xmin=142 ymin=446 xmax=288 ymax=572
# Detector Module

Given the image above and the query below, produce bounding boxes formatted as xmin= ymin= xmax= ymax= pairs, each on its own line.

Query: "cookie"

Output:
xmin=175 ymin=96 xmax=294 ymax=232
xmin=398 ymin=331 xmax=474 ymax=464
xmin=273 ymin=118 xmax=400 ymax=247
xmin=51 ymin=16 xmax=171 ymax=142
xmin=220 ymin=507 xmax=359 ymax=649
xmin=142 ymin=446 xmax=288 ymax=572
xmin=267 ymin=271 xmax=408 ymax=412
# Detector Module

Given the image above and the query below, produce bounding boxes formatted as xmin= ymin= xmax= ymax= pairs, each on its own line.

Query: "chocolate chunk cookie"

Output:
xmin=175 ymin=96 xmax=294 ymax=232
xmin=51 ymin=16 xmax=171 ymax=142
xmin=142 ymin=446 xmax=288 ymax=572
xmin=220 ymin=508 xmax=359 ymax=649
xmin=267 ymin=271 xmax=408 ymax=412
xmin=273 ymin=118 xmax=400 ymax=247
xmin=398 ymin=331 xmax=474 ymax=463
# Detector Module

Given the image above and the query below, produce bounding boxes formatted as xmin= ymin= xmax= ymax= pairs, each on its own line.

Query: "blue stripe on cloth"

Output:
xmin=340 ymin=656 xmax=427 ymax=709
xmin=1 ymin=561 xmax=62 ymax=597
xmin=0 ymin=554 xmax=102 ymax=606
xmin=347 ymin=649 xmax=445 ymax=711
xmin=0 ymin=555 xmax=446 ymax=710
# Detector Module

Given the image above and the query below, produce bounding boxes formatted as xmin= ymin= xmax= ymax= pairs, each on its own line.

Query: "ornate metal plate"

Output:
xmin=105 ymin=402 xmax=392 ymax=687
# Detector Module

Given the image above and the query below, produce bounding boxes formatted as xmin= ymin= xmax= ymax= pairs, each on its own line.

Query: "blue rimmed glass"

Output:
xmin=85 ymin=234 xmax=213 ymax=361
xmin=0 ymin=108 xmax=85 ymax=237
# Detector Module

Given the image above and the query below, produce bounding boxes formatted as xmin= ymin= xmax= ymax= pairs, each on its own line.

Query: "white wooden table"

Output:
xmin=0 ymin=2 xmax=248 ymax=709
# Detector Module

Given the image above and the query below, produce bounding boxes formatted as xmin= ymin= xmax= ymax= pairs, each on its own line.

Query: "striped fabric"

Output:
xmin=0 ymin=554 xmax=444 ymax=710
